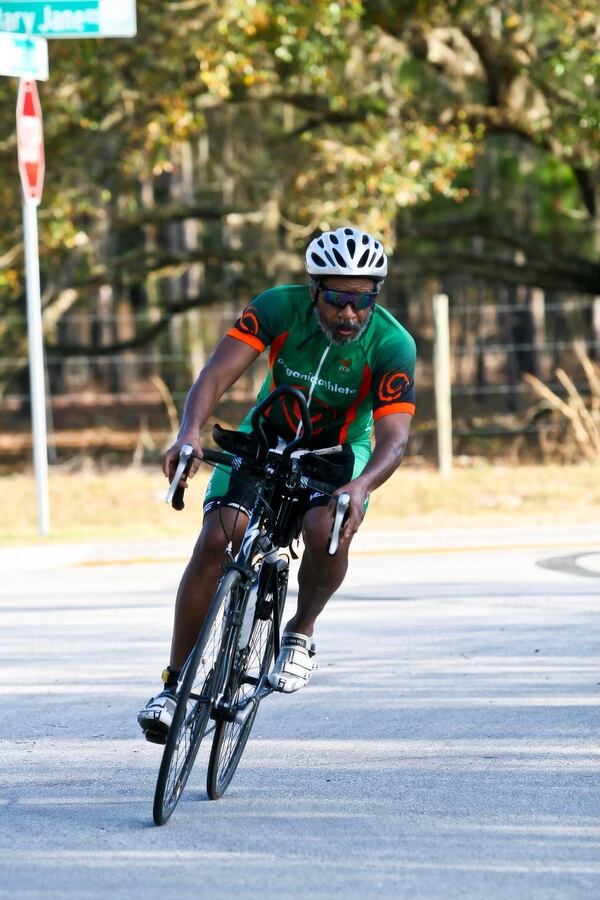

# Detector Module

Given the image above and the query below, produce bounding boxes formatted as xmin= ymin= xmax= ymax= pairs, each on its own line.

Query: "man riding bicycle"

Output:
xmin=138 ymin=226 xmax=416 ymax=744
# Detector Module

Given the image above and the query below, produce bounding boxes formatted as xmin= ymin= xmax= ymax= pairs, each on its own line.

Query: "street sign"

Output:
xmin=0 ymin=32 xmax=48 ymax=79
xmin=0 ymin=0 xmax=136 ymax=38
xmin=15 ymin=78 xmax=50 ymax=534
xmin=16 ymin=78 xmax=45 ymax=204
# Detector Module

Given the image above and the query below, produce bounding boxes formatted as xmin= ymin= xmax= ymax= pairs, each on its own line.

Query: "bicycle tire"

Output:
xmin=152 ymin=568 xmax=242 ymax=825
xmin=206 ymin=560 xmax=288 ymax=799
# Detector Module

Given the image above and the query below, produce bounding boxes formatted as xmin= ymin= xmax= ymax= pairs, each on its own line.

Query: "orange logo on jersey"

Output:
xmin=280 ymin=386 xmax=341 ymax=437
xmin=240 ymin=308 xmax=259 ymax=336
xmin=378 ymin=371 xmax=409 ymax=402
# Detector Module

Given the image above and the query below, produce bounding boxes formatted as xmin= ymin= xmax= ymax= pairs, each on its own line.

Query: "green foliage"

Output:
xmin=0 ymin=0 xmax=597 ymax=381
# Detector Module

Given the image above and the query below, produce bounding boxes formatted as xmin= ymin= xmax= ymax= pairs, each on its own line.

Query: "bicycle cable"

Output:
xmin=199 ymin=458 xmax=278 ymax=543
xmin=197 ymin=456 xmax=337 ymax=546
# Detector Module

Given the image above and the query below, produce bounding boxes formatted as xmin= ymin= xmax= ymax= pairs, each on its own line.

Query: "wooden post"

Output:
xmin=530 ymin=287 xmax=549 ymax=379
xmin=433 ymin=293 xmax=453 ymax=475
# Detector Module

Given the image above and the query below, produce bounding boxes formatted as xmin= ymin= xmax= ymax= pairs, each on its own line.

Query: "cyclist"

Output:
xmin=138 ymin=226 xmax=416 ymax=743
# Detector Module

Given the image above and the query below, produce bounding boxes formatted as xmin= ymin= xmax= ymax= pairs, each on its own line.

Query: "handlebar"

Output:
xmin=164 ymin=443 xmax=235 ymax=510
xmin=164 ymin=387 xmax=349 ymax=551
xmin=164 ymin=446 xmax=350 ymax=554
xmin=328 ymin=492 xmax=350 ymax=556
xmin=164 ymin=444 xmax=194 ymax=510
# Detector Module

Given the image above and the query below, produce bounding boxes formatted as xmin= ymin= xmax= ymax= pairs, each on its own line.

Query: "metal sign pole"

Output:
xmin=433 ymin=292 xmax=453 ymax=476
xmin=23 ymin=197 xmax=50 ymax=535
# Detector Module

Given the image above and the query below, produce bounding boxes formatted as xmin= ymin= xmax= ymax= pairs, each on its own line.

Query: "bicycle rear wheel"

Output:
xmin=152 ymin=568 xmax=241 ymax=825
xmin=206 ymin=560 xmax=288 ymax=799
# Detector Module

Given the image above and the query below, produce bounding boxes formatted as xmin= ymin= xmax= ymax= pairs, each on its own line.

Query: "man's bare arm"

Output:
xmin=163 ymin=336 xmax=259 ymax=480
xmin=355 ymin=413 xmax=412 ymax=493
xmin=334 ymin=413 xmax=413 ymax=540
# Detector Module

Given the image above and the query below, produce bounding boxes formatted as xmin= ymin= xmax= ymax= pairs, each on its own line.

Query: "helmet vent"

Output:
xmin=332 ymin=248 xmax=348 ymax=267
xmin=330 ymin=234 xmax=339 ymax=244
xmin=347 ymin=238 xmax=356 ymax=256
xmin=310 ymin=252 xmax=327 ymax=268
xmin=357 ymin=249 xmax=370 ymax=267
xmin=344 ymin=228 xmax=353 ymax=235
xmin=362 ymin=234 xmax=370 ymax=245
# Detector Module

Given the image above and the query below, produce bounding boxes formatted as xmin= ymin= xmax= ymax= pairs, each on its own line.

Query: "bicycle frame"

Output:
xmin=172 ymin=385 xmax=350 ymax=707
xmin=152 ymin=385 xmax=353 ymax=821
xmin=206 ymin=466 xmax=295 ymax=726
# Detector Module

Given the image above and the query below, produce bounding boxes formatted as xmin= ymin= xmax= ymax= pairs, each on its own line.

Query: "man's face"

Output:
xmin=313 ymin=276 xmax=377 ymax=344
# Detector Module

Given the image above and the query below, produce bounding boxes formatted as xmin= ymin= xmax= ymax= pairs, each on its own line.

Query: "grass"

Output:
xmin=1 ymin=460 xmax=599 ymax=544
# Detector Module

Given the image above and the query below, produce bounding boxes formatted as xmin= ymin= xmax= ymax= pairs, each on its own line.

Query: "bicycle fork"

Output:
xmin=219 ymin=555 xmax=288 ymax=725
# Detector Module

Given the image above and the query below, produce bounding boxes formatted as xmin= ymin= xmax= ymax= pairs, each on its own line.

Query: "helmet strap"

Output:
xmin=308 ymin=278 xmax=320 ymax=303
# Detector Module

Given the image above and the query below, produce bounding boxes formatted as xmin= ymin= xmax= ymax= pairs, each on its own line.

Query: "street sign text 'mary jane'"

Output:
xmin=0 ymin=1 xmax=136 ymax=38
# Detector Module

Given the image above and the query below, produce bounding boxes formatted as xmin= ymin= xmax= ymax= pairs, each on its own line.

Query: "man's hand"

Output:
xmin=162 ymin=436 xmax=204 ymax=487
xmin=330 ymin=477 xmax=369 ymax=545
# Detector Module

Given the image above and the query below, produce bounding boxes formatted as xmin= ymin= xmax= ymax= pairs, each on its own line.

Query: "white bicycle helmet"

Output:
xmin=305 ymin=226 xmax=388 ymax=281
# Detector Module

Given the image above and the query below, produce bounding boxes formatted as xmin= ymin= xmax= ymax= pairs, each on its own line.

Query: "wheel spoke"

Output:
xmin=207 ymin=570 xmax=283 ymax=800
xmin=152 ymin=570 xmax=240 ymax=825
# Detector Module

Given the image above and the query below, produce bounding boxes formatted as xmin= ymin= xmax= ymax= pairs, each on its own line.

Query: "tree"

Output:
xmin=0 ymin=0 xmax=597 ymax=389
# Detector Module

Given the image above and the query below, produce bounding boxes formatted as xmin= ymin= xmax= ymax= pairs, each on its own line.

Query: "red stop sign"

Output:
xmin=16 ymin=79 xmax=45 ymax=205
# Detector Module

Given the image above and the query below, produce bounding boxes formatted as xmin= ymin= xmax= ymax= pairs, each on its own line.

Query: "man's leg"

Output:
xmin=268 ymin=504 xmax=353 ymax=694
xmin=138 ymin=505 xmax=248 ymax=741
xmin=284 ymin=504 xmax=352 ymax=637
xmin=169 ymin=506 xmax=249 ymax=670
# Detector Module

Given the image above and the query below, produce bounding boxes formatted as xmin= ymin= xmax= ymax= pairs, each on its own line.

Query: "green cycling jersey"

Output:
xmin=227 ymin=284 xmax=416 ymax=455
xmin=204 ymin=284 xmax=416 ymax=507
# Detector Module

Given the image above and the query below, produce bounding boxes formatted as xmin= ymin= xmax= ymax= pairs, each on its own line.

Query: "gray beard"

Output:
xmin=313 ymin=305 xmax=374 ymax=345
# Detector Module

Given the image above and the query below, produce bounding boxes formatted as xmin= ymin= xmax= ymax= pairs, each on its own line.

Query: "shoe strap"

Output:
xmin=281 ymin=631 xmax=316 ymax=654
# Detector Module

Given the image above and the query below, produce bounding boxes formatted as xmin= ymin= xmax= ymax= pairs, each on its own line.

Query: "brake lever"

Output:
xmin=165 ymin=443 xmax=195 ymax=509
xmin=328 ymin=492 xmax=350 ymax=555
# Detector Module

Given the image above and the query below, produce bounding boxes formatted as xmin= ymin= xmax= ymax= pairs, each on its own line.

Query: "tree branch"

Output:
xmin=397 ymin=251 xmax=599 ymax=294
xmin=45 ymin=291 xmax=233 ymax=357
xmin=114 ymin=202 xmax=256 ymax=230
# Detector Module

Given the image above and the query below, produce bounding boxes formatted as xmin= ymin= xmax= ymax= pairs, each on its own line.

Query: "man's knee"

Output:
xmin=192 ymin=507 xmax=248 ymax=564
xmin=191 ymin=516 xmax=228 ymax=567
xmin=302 ymin=506 xmax=350 ymax=564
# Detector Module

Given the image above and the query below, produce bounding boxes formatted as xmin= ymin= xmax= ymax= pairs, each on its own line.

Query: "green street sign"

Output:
xmin=0 ymin=33 xmax=48 ymax=78
xmin=0 ymin=1 xmax=136 ymax=38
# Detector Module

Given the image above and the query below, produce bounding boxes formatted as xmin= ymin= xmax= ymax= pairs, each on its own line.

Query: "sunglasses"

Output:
xmin=319 ymin=288 xmax=378 ymax=311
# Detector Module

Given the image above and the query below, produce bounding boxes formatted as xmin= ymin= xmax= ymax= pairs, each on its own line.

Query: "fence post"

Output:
xmin=433 ymin=293 xmax=453 ymax=475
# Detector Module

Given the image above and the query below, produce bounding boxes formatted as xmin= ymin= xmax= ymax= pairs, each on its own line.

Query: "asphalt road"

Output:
xmin=0 ymin=524 xmax=599 ymax=899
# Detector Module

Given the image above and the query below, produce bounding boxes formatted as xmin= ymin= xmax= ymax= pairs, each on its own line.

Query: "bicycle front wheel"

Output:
xmin=206 ymin=560 xmax=288 ymax=799
xmin=152 ymin=568 xmax=241 ymax=825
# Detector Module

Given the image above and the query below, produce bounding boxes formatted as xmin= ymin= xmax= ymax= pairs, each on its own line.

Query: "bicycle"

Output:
xmin=151 ymin=385 xmax=350 ymax=825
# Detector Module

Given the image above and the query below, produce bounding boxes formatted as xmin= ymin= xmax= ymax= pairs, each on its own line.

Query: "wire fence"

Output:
xmin=1 ymin=288 xmax=599 ymax=469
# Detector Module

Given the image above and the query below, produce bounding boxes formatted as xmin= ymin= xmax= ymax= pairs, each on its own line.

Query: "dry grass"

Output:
xmin=1 ymin=461 xmax=599 ymax=544
xmin=524 ymin=343 xmax=600 ymax=462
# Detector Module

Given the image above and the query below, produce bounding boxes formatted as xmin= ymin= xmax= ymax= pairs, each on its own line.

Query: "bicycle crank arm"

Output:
xmin=233 ymin=679 xmax=274 ymax=725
